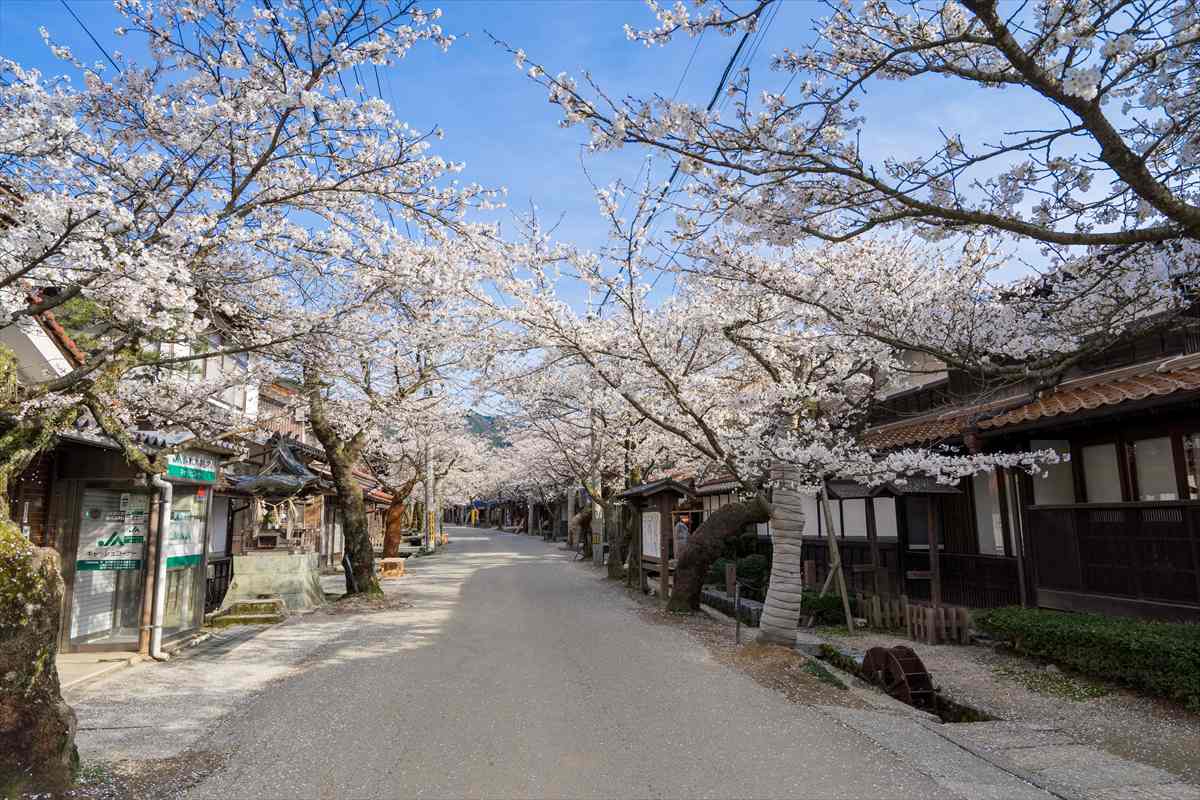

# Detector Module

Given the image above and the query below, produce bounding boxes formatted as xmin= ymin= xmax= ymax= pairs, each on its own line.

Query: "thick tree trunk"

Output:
xmin=666 ymin=495 xmax=771 ymax=612
xmin=758 ymin=464 xmax=808 ymax=646
xmin=606 ymin=505 xmax=632 ymax=580
xmin=382 ymin=478 xmax=418 ymax=558
xmin=382 ymin=500 xmax=406 ymax=558
xmin=569 ymin=509 xmax=592 ymax=558
xmin=305 ymin=376 xmax=378 ymax=595
xmin=330 ymin=466 xmax=379 ymax=594
xmin=0 ymin=522 xmax=78 ymax=784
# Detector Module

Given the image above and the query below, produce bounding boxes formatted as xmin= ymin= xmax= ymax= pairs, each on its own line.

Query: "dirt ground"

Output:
xmin=630 ymin=590 xmax=869 ymax=711
xmin=819 ymin=627 xmax=1200 ymax=784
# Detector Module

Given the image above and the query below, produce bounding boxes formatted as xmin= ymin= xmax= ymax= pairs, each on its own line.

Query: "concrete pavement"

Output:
xmin=71 ymin=528 xmax=1053 ymax=798
xmin=186 ymin=529 xmax=997 ymax=798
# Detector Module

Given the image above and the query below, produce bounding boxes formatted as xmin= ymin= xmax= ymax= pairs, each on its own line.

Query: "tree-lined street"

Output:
xmin=5 ymin=0 xmax=1200 ymax=795
xmin=68 ymin=528 xmax=1039 ymax=799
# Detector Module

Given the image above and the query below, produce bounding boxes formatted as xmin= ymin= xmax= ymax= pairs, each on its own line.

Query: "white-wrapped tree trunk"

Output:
xmin=758 ymin=463 xmax=807 ymax=646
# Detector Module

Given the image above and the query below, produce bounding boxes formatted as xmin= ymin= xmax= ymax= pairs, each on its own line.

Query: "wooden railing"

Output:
xmin=1027 ymin=502 xmax=1200 ymax=608
xmin=906 ymin=552 xmax=1021 ymax=609
xmin=801 ymin=538 xmax=1020 ymax=609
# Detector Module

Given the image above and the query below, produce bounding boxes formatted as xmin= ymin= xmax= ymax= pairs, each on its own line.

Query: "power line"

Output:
xmin=601 ymin=1 xmax=776 ymax=310
xmin=60 ymin=0 xmax=120 ymax=73
xmin=651 ymin=1 xmax=784 ymax=296
xmin=615 ymin=28 xmax=706 ymax=237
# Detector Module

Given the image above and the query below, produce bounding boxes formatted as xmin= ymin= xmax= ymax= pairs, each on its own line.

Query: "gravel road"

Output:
xmin=173 ymin=528 xmax=953 ymax=799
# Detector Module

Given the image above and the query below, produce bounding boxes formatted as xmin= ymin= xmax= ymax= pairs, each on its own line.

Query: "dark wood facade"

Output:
xmin=856 ymin=333 xmax=1200 ymax=621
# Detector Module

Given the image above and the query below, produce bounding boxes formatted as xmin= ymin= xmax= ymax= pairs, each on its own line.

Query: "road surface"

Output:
xmin=178 ymin=528 xmax=958 ymax=798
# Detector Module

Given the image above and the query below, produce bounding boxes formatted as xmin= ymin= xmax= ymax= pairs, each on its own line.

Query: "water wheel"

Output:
xmin=861 ymin=645 xmax=935 ymax=708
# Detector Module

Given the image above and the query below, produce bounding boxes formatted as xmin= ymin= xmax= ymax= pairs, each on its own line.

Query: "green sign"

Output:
xmin=165 ymin=554 xmax=203 ymax=569
xmin=167 ymin=462 xmax=217 ymax=482
xmin=76 ymin=493 xmax=149 ymax=572
xmin=166 ymin=450 xmax=219 ymax=483
xmin=77 ymin=559 xmax=142 ymax=571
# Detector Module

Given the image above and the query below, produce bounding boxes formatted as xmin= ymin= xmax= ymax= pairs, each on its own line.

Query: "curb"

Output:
xmin=917 ymin=721 xmax=1079 ymax=800
xmin=60 ymin=655 xmax=142 ymax=692
xmin=699 ymin=603 xmax=736 ymax=627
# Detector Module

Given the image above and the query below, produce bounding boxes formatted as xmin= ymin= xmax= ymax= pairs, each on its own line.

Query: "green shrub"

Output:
xmin=704 ymin=558 xmax=732 ymax=587
xmin=735 ymin=554 xmax=769 ymax=588
xmin=976 ymin=606 xmax=1200 ymax=711
xmin=802 ymin=593 xmax=845 ymax=626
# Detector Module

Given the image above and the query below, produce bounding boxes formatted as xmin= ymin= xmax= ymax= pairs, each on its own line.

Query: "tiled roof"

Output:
xmin=864 ymin=354 xmax=1200 ymax=450
xmin=862 ymin=413 xmax=968 ymax=449
xmin=979 ymin=360 xmax=1200 ymax=430
xmin=616 ymin=478 xmax=693 ymax=500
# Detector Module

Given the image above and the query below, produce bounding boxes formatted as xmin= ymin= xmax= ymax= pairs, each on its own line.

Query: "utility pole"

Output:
xmin=590 ymin=408 xmax=604 ymax=566
xmin=424 ymin=440 xmax=434 ymax=553
xmin=566 ymin=484 xmax=576 ymax=547
xmin=434 ymin=474 xmax=444 ymax=545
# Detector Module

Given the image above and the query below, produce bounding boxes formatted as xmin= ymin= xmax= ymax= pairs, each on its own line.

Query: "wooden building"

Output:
xmin=824 ymin=335 xmax=1200 ymax=622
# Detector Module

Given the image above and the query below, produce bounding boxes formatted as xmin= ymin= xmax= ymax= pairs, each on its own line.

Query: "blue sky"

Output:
xmin=1 ymin=0 xmax=1054 ymax=292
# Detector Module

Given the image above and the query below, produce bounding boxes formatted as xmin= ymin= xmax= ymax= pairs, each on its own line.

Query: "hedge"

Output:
xmin=810 ymin=593 xmax=852 ymax=626
xmin=975 ymin=606 xmax=1200 ymax=710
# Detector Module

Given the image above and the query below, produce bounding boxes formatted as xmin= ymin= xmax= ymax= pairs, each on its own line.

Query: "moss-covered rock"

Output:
xmin=0 ymin=521 xmax=78 ymax=780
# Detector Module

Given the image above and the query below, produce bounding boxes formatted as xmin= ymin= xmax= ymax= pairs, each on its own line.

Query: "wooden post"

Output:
xmin=659 ymin=526 xmax=669 ymax=603
xmin=820 ymin=485 xmax=855 ymax=634
xmin=1005 ymin=469 xmax=1031 ymax=608
xmin=635 ymin=508 xmax=645 ymax=592
xmin=865 ymin=495 xmax=881 ymax=597
xmin=804 ymin=559 xmax=816 ymax=587
xmin=928 ymin=498 xmax=942 ymax=610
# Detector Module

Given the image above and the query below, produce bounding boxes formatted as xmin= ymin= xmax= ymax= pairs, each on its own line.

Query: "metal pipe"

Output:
xmin=149 ymin=474 xmax=173 ymax=661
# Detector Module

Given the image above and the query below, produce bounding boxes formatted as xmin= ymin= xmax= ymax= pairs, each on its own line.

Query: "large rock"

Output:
xmin=0 ymin=522 xmax=78 ymax=780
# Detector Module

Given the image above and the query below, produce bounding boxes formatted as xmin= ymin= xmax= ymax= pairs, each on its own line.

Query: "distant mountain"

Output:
xmin=466 ymin=410 xmax=509 ymax=447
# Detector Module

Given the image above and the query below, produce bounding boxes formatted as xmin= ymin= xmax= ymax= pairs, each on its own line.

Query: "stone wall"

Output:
xmin=219 ymin=552 xmax=325 ymax=611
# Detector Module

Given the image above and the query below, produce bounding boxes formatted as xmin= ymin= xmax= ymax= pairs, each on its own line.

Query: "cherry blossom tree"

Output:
xmin=506 ymin=0 xmax=1200 ymax=380
xmin=487 ymin=354 xmax=691 ymax=570
xmin=0 ymin=0 xmax=498 ymax=502
xmin=485 ymin=186 xmax=1059 ymax=644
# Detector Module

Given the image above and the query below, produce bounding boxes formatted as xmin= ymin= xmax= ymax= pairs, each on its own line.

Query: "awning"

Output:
xmin=862 ymin=413 xmax=969 ymax=449
xmin=616 ymin=478 xmax=694 ymax=500
xmin=826 ymin=477 xmax=961 ymax=498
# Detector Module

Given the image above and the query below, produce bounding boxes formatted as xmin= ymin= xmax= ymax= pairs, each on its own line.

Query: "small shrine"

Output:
xmin=229 ymin=436 xmax=331 ymax=552
xmin=217 ymin=436 xmax=332 ymax=611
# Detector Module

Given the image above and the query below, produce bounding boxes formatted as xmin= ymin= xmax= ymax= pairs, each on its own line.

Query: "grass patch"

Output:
xmin=817 ymin=643 xmax=863 ymax=677
xmin=803 ymin=658 xmax=848 ymax=690
xmin=977 ymin=606 xmax=1199 ymax=710
xmin=994 ymin=664 xmax=1110 ymax=701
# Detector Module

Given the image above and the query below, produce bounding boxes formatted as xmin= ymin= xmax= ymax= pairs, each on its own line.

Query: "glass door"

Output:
xmin=162 ymin=486 xmax=209 ymax=636
xmin=69 ymin=489 xmax=150 ymax=648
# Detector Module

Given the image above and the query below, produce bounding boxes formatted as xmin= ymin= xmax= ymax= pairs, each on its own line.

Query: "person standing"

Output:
xmin=673 ymin=514 xmax=691 ymax=560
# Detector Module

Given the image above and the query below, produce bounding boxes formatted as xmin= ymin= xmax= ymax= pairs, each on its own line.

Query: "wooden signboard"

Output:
xmin=641 ymin=511 xmax=661 ymax=558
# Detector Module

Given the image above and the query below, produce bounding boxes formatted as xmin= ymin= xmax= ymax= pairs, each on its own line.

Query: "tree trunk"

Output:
xmin=382 ymin=500 xmax=407 ymax=558
xmin=304 ymin=375 xmax=377 ymax=595
xmin=569 ymin=509 xmax=591 ymax=558
xmin=382 ymin=478 xmax=418 ymax=558
xmin=330 ymin=465 xmax=378 ymax=594
xmin=607 ymin=505 xmax=633 ymax=580
xmin=667 ymin=495 xmax=771 ymax=612
xmin=758 ymin=464 xmax=808 ymax=646
xmin=0 ymin=522 xmax=78 ymax=785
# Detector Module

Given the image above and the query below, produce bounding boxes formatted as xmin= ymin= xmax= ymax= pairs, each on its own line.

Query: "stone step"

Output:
xmin=209 ymin=613 xmax=285 ymax=628
xmin=225 ymin=597 xmax=287 ymax=616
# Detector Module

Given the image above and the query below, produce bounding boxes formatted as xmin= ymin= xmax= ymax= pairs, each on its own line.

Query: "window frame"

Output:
xmin=1028 ymin=418 xmax=1200 ymax=506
